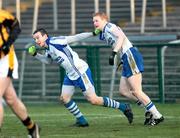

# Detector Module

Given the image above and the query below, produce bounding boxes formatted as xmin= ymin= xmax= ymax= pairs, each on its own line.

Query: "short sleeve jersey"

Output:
xmin=99 ymin=22 xmax=133 ymax=55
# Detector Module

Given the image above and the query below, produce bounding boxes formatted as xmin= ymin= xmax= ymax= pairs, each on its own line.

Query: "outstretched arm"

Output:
xmin=66 ymin=32 xmax=93 ymax=44
xmin=66 ymin=29 xmax=101 ymax=44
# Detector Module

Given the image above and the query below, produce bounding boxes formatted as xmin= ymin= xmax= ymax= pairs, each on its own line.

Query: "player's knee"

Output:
xmin=131 ymin=90 xmax=140 ymax=97
xmin=59 ymin=96 xmax=65 ymax=103
xmin=5 ymin=96 xmax=17 ymax=107
xmin=119 ymin=87 xmax=127 ymax=96
xmin=60 ymin=95 xmax=69 ymax=104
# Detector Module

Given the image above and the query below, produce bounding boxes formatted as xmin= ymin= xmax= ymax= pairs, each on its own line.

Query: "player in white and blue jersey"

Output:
xmin=28 ymin=28 xmax=133 ymax=127
xmin=93 ymin=12 xmax=164 ymax=125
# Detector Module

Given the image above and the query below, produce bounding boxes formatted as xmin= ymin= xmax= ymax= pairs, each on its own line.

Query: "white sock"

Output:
xmin=146 ymin=102 xmax=162 ymax=119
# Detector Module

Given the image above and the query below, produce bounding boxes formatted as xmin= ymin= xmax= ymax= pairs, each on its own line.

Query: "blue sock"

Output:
xmin=64 ymin=100 xmax=83 ymax=119
xmin=119 ymin=103 xmax=126 ymax=112
xmin=103 ymin=97 xmax=126 ymax=112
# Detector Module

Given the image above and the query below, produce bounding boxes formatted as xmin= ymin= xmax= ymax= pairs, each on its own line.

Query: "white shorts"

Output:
xmin=0 ymin=53 xmax=18 ymax=79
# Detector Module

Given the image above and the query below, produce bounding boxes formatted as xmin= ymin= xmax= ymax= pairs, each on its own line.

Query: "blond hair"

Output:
xmin=93 ymin=12 xmax=108 ymax=21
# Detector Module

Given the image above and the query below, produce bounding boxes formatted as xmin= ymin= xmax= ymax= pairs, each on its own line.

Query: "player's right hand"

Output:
xmin=28 ymin=45 xmax=37 ymax=56
xmin=92 ymin=29 xmax=101 ymax=36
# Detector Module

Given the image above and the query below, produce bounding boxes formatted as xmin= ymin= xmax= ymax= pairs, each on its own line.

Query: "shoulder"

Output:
xmin=49 ymin=36 xmax=67 ymax=45
xmin=106 ymin=23 xmax=117 ymax=29
xmin=109 ymin=23 xmax=121 ymax=30
xmin=104 ymin=23 xmax=118 ymax=33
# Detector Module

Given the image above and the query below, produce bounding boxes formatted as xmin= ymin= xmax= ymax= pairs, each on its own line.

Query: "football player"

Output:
xmin=92 ymin=12 xmax=164 ymax=125
xmin=28 ymin=28 xmax=133 ymax=127
xmin=0 ymin=9 xmax=40 ymax=137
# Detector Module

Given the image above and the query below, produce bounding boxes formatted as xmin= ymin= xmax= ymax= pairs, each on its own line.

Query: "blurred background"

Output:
xmin=1 ymin=0 xmax=180 ymax=104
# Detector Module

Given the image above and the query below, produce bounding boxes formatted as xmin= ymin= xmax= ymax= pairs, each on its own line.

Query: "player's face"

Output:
xmin=33 ymin=32 xmax=47 ymax=47
xmin=93 ymin=16 xmax=106 ymax=30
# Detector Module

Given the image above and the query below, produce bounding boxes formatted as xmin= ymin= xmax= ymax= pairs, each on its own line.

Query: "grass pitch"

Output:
xmin=1 ymin=103 xmax=180 ymax=138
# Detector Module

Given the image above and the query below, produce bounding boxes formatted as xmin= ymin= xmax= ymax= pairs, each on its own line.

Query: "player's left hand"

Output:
xmin=2 ymin=44 xmax=10 ymax=55
xmin=109 ymin=51 xmax=117 ymax=65
xmin=92 ymin=29 xmax=101 ymax=36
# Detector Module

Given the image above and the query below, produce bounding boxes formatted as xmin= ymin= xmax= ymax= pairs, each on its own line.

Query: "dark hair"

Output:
xmin=33 ymin=28 xmax=48 ymax=36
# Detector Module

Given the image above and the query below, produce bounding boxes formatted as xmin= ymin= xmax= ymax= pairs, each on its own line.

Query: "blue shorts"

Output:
xmin=121 ymin=47 xmax=144 ymax=78
xmin=63 ymin=68 xmax=94 ymax=92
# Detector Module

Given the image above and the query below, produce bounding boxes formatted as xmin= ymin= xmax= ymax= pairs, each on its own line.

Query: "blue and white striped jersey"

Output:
xmin=99 ymin=22 xmax=133 ymax=55
xmin=35 ymin=33 xmax=93 ymax=80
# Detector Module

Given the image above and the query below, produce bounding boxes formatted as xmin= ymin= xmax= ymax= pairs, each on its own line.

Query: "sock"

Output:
xmin=146 ymin=101 xmax=162 ymax=119
xmin=103 ymin=97 xmax=126 ymax=112
xmin=135 ymin=100 xmax=144 ymax=107
xmin=22 ymin=116 xmax=35 ymax=130
xmin=64 ymin=100 xmax=83 ymax=119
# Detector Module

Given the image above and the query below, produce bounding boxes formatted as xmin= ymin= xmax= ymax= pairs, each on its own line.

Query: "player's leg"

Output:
xmin=0 ymin=101 xmax=3 ymax=131
xmin=60 ymin=76 xmax=88 ymax=127
xmin=84 ymin=87 xmax=133 ymax=124
xmin=81 ymin=68 xmax=133 ymax=124
xmin=128 ymin=73 xmax=164 ymax=125
xmin=0 ymin=77 xmax=11 ymax=129
xmin=122 ymin=47 xmax=163 ymax=125
xmin=4 ymin=78 xmax=40 ymax=137
xmin=84 ymin=87 xmax=128 ymax=112
xmin=119 ymin=76 xmax=143 ymax=107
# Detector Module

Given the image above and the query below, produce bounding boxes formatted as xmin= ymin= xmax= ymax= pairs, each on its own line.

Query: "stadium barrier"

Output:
xmin=14 ymin=42 xmax=180 ymax=104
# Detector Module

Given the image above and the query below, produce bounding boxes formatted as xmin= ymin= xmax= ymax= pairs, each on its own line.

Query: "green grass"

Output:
xmin=1 ymin=103 xmax=180 ymax=138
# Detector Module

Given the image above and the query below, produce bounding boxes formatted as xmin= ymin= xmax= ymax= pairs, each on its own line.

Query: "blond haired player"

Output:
xmin=92 ymin=12 xmax=164 ymax=125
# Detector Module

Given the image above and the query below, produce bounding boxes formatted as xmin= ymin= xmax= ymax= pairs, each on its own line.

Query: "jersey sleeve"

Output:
xmin=3 ymin=18 xmax=21 ymax=46
xmin=35 ymin=52 xmax=52 ymax=64
xmin=65 ymin=32 xmax=93 ymax=44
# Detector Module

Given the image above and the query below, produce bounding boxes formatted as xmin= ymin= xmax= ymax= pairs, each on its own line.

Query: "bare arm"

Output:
xmin=35 ymin=53 xmax=52 ymax=64
xmin=66 ymin=32 xmax=93 ymax=44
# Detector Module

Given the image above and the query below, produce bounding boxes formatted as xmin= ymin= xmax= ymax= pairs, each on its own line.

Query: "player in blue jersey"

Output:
xmin=28 ymin=28 xmax=133 ymax=127
xmin=92 ymin=12 xmax=164 ymax=126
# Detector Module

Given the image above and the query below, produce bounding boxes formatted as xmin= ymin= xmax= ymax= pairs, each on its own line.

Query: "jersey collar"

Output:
xmin=99 ymin=23 xmax=108 ymax=40
xmin=45 ymin=37 xmax=50 ymax=49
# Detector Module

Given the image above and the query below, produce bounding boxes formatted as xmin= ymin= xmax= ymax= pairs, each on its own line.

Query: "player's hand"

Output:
xmin=1 ymin=44 xmax=10 ymax=55
xmin=109 ymin=51 xmax=117 ymax=65
xmin=28 ymin=45 xmax=37 ymax=56
xmin=92 ymin=29 xmax=101 ymax=36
